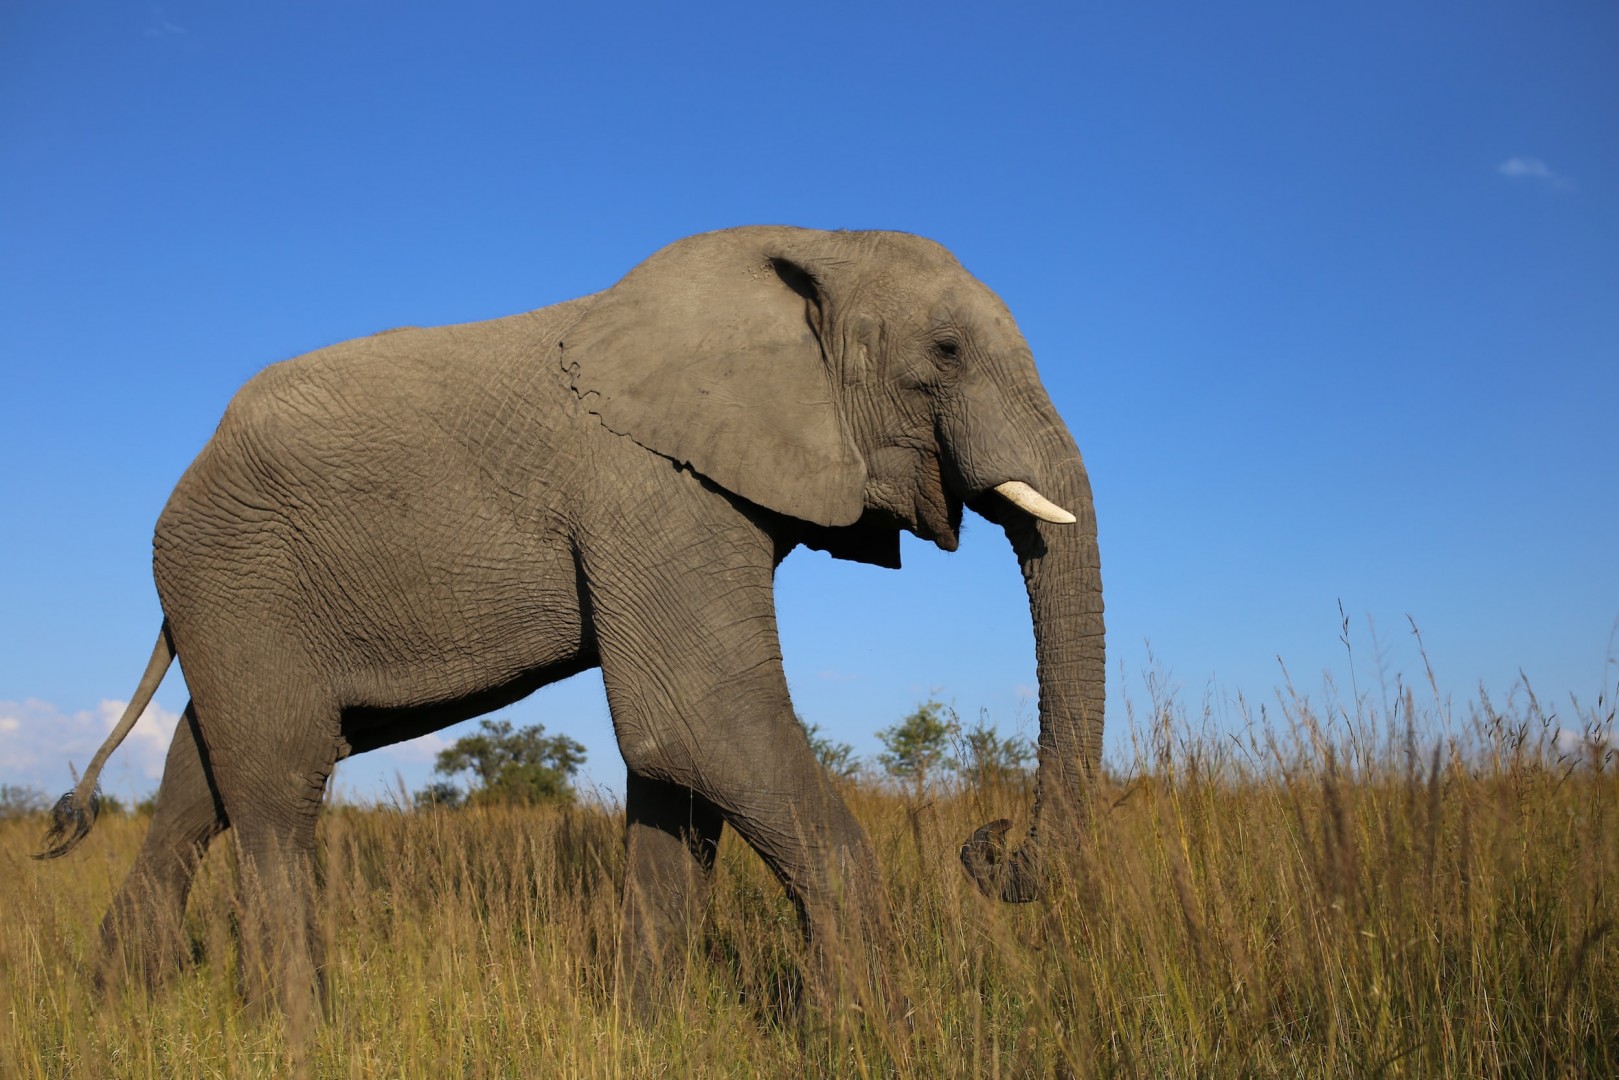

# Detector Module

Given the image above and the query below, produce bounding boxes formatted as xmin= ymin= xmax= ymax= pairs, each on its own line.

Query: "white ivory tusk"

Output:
xmin=994 ymin=480 xmax=1077 ymax=524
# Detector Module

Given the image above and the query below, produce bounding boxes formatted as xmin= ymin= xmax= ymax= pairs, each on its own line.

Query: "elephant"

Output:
xmin=39 ymin=225 xmax=1104 ymax=1016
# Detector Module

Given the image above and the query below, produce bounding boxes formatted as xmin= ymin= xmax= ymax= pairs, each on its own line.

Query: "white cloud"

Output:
xmin=0 ymin=698 xmax=181 ymax=794
xmin=1554 ymin=727 xmax=1612 ymax=764
xmin=377 ymin=731 xmax=449 ymax=764
xmin=1497 ymin=156 xmax=1569 ymax=189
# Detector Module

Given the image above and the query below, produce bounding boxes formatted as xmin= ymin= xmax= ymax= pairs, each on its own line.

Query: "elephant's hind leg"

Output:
xmin=619 ymin=771 xmax=725 ymax=1012
xmin=190 ymin=677 xmax=340 ymax=1027
xmin=99 ymin=701 xmax=228 ymax=991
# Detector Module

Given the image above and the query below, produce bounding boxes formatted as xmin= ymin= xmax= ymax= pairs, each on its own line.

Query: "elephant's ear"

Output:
xmin=561 ymin=228 xmax=867 ymax=528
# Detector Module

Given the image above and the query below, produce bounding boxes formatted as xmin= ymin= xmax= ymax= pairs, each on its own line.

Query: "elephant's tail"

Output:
xmin=34 ymin=622 xmax=176 ymax=860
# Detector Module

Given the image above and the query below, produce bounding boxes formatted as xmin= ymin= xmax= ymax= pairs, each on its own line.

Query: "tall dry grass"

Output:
xmin=3 ymin=673 xmax=1614 ymax=1077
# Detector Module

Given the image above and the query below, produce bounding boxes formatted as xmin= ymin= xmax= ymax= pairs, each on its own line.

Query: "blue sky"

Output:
xmin=3 ymin=2 xmax=1615 ymax=803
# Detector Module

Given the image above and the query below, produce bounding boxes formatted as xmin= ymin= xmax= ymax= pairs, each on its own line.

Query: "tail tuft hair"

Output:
xmin=33 ymin=789 xmax=100 ymax=860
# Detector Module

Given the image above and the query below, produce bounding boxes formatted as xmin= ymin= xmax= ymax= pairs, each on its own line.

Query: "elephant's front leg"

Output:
xmin=578 ymin=486 xmax=895 ymax=1019
xmin=619 ymin=772 xmax=724 ymax=1012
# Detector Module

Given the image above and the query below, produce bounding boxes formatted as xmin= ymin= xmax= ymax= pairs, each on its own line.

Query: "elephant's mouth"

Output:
xmin=914 ymin=491 xmax=963 ymax=551
xmin=931 ymin=456 xmax=1076 ymax=549
xmin=912 ymin=452 xmax=964 ymax=551
xmin=892 ymin=447 xmax=1083 ymax=551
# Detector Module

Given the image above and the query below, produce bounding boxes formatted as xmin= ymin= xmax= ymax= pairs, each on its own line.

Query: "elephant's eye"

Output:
xmin=932 ymin=338 xmax=961 ymax=364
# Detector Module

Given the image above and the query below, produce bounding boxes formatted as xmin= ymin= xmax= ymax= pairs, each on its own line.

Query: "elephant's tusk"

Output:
xmin=994 ymin=481 xmax=1076 ymax=524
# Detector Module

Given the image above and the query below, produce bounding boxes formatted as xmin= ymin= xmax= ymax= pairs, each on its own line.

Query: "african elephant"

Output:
xmin=40 ymin=226 xmax=1104 ymax=1015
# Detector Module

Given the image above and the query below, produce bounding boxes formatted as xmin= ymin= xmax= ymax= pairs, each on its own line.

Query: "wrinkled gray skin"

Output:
xmin=42 ymin=227 xmax=1104 ymax=1016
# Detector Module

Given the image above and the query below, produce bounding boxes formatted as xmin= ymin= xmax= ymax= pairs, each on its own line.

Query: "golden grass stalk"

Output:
xmin=2 ymin=675 xmax=1614 ymax=1077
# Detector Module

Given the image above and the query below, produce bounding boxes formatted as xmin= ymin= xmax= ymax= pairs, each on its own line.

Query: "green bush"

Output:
xmin=423 ymin=718 xmax=587 ymax=808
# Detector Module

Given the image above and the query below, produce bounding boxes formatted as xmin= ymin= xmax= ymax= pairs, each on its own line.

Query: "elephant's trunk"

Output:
xmin=961 ymin=375 xmax=1104 ymax=903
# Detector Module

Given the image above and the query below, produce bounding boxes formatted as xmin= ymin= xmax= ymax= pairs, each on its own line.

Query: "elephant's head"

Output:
xmin=562 ymin=226 xmax=1103 ymax=901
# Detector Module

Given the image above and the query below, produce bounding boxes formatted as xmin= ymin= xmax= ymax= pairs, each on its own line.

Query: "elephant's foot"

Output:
xmin=615 ymin=888 xmax=711 ymax=1024
xmin=230 ymin=848 xmax=329 ymax=1032
xmin=234 ymin=929 xmax=328 ymax=1035
xmin=94 ymin=882 xmax=199 ymax=998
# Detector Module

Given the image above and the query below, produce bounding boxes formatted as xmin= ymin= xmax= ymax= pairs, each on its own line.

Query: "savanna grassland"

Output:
xmin=3 ymin=679 xmax=1615 ymax=1078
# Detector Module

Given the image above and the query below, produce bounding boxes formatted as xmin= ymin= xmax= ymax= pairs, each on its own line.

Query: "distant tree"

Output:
xmin=0 ymin=784 xmax=49 ymax=821
xmin=97 ymin=793 xmax=128 ymax=817
xmin=877 ymin=701 xmax=960 ymax=787
xmin=959 ymin=716 xmax=1035 ymax=790
xmin=797 ymin=714 xmax=862 ymax=780
xmin=412 ymin=780 xmax=467 ymax=810
xmin=427 ymin=718 xmax=586 ymax=807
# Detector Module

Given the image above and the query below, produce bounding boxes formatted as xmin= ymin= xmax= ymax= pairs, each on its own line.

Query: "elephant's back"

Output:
xmin=171 ymin=295 xmax=597 ymax=505
xmin=221 ymin=295 xmax=595 ymax=440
